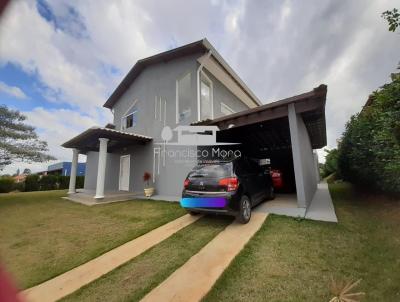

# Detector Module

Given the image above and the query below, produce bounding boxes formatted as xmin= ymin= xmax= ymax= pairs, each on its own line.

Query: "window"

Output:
xmin=200 ymin=72 xmax=213 ymax=121
xmin=176 ymin=72 xmax=192 ymax=123
xmin=121 ymin=101 xmax=138 ymax=130
xmin=189 ymin=162 xmax=233 ymax=178
xmin=220 ymin=102 xmax=235 ymax=116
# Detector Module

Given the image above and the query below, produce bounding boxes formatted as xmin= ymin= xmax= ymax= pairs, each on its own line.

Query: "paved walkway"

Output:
xmin=140 ymin=212 xmax=268 ymax=302
xmin=21 ymin=214 xmax=201 ymax=302
xmin=305 ymin=182 xmax=338 ymax=222
xmin=255 ymin=182 xmax=337 ymax=223
xmin=254 ymin=194 xmax=306 ymax=217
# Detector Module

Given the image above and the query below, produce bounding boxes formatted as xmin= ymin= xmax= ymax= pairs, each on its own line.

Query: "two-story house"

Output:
xmin=63 ymin=38 xmax=328 ymax=215
xmin=62 ymin=38 xmax=262 ymax=200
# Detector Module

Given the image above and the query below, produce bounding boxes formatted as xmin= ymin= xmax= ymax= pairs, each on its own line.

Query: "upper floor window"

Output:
xmin=121 ymin=100 xmax=138 ymax=130
xmin=200 ymin=72 xmax=213 ymax=121
xmin=220 ymin=102 xmax=235 ymax=116
xmin=176 ymin=72 xmax=192 ymax=123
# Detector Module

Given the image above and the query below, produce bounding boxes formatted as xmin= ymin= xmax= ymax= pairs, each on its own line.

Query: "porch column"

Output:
xmin=68 ymin=148 xmax=79 ymax=194
xmin=94 ymin=138 xmax=109 ymax=199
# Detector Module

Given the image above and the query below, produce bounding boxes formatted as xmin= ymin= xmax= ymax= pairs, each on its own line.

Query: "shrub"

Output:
xmin=13 ymin=181 xmax=25 ymax=192
xmin=338 ymin=72 xmax=400 ymax=194
xmin=39 ymin=175 xmax=58 ymax=190
xmin=25 ymin=174 xmax=40 ymax=192
xmin=76 ymin=176 xmax=84 ymax=189
xmin=321 ymin=148 xmax=339 ymax=178
xmin=0 ymin=176 xmax=15 ymax=193
xmin=57 ymin=176 xmax=70 ymax=189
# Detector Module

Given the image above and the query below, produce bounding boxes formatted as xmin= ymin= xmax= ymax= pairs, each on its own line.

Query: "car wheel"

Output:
xmin=187 ymin=210 xmax=199 ymax=215
xmin=269 ymin=186 xmax=275 ymax=200
xmin=237 ymin=195 xmax=251 ymax=224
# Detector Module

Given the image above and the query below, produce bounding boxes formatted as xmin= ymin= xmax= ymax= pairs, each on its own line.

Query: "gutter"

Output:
xmin=197 ymin=50 xmax=212 ymax=121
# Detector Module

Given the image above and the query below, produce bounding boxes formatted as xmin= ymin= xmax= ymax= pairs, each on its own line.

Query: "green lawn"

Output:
xmin=0 ymin=190 xmax=186 ymax=289
xmin=61 ymin=216 xmax=233 ymax=302
xmin=203 ymin=182 xmax=400 ymax=302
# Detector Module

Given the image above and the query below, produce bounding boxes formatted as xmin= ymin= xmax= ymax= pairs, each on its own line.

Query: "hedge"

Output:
xmin=338 ymin=72 xmax=400 ymax=194
xmin=33 ymin=175 xmax=84 ymax=191
xmin=0 ymin=175 xmax=85 ymax=193
xmin=25 ymin=174 xmax=40 ymax=191
xmin=0 ymin=176 xmax=15 ymax=193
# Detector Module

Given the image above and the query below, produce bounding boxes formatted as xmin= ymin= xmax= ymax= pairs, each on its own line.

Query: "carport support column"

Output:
xmin=94 ymin=138 xmax=109 ymax=199
xmin=288 ymin=104 xmax=306 ymax=207
xmin=68 ymin=148 xmax=79 ymax=194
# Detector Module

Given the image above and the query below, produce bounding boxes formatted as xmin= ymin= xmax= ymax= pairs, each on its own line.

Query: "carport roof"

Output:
xmin=62 ymin=127 xmax=152 ymax=154
xmin=194 ymin=84 xmax=327 ymax=150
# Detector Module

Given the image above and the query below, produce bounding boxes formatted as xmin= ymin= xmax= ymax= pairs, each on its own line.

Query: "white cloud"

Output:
xmin=0 ymin=1 xmax=158 ymax=114
xmin=0 ymin=81 xmax=28 ymax=99
xmin=0 ymin=0 xmax=399 ymax=171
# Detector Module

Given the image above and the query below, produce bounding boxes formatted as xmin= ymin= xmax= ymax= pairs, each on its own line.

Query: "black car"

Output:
xmin=181 ymin=157 xmax=275 ymax=224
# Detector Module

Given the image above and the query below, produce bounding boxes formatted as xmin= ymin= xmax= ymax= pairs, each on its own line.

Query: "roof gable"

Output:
xmin=103 ymin=39 xmax=261 ymax=109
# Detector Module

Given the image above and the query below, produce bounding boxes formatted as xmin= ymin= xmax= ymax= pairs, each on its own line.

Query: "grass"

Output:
xmin=203 ymin=182 xmax=400 ymax=302
xmin=0 ymin=190 xmax=186 ymax=289
xmin=61 ymin=216 xmax=233 ymax=302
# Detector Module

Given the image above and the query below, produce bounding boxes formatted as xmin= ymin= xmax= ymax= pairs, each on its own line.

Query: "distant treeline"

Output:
xmin=0 ymin=175 xmax=84 ymax=193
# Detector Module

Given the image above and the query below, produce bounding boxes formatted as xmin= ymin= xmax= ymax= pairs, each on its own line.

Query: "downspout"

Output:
xmin=197 ymin=50 xmax=212 ymax=121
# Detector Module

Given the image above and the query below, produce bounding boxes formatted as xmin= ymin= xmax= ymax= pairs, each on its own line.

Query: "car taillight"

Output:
xmin=219 ymin=177 xmax=239 ymax=191
xmin=184 ymin=179 xmax=190 ymax=188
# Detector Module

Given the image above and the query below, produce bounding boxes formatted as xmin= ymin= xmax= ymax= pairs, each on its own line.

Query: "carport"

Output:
xmin=196 ymin=84 xmax=327 ymax=211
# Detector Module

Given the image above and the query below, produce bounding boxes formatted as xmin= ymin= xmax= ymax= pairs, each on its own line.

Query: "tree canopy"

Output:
xmin=321 ymin=148 xmax=339 ymax=178
xmin=0 ymin=105 xmax=55 ymax=170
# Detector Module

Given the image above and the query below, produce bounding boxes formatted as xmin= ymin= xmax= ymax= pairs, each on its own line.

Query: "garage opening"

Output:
xmin=194 ymin=84 xmax=327 ymax=209
xmin=216 ymin=117 xmax=296 ymax=194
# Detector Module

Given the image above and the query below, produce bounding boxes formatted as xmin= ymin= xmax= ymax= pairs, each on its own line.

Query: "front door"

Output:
xmin=119 ymin=155 xmax=130 ymax=191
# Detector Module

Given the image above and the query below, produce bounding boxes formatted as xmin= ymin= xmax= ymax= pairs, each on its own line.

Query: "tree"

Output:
xmin=382 ymin=8 xmax=400 ymax=32
xmin=0 ymin=105 xmax=56 ymax=170
xmin=321 ymin=148 xmax=339 ymax=178
xmin=23 ymin=168 xmax=31 ymax=175
xmin=337 ymin=72 xmax=400 ymax=193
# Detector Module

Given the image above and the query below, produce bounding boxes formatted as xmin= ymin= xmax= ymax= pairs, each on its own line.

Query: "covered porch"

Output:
xmin=62 ymin=126 xmax=152 ymax=201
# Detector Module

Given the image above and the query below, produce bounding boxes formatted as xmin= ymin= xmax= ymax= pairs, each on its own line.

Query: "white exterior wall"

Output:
xmin=288 ymin=104 xmax=318 ymax=207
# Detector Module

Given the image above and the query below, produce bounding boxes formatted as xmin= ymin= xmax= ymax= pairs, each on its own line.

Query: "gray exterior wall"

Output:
xmin=288 ymin=104 xmax=318 ymax=207
xmin=112 ymin=53 xmax=201 ymax=135
xmin=202 ymin=69 xmax=249 ymax=118
xmin=114 ymin=53 xmax=199 ymax=196
xmin=84 ymin=52 xmax=253 ymax=197
xmin=84 ymin=151 xmax=120 ymax=191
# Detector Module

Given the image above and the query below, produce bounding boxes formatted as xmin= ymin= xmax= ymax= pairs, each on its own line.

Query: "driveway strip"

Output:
xmin=140 ymin=212 xmax=268 ymax=302
xmin=21 ymin=214 xmax=201 ymax=302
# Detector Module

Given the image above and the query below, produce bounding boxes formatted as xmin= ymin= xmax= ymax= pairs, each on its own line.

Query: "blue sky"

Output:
xmin=0 ymin=0 xmax=399 ymax=175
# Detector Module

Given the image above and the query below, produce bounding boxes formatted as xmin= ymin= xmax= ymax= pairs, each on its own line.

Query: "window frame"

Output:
xmin=199 ymin=71 xmax=214 ymax=121
xmin=121 ymin=99 xmax=138 ymax=130
xmin=176 ymin=71 xmax=192 ymax=124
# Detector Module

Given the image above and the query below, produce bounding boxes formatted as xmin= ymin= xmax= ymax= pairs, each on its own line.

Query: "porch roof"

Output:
xmin=62 ymin=127 xmax=152 ymax=154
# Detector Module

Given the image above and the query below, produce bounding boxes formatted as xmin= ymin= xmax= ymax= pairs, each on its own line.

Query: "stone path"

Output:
xmin=140 ymin=212 xmax=268 ymax=302
xmin=21 ymin=214 xmax=201 ymax=302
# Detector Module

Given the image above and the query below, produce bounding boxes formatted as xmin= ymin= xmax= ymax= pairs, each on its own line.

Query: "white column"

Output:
xmin=68 ymin=148 xmax=79 ymax=194
xmin=94 ymin=138 xmax=109 ymax=199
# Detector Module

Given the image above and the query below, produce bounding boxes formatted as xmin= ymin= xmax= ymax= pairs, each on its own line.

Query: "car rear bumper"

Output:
xmin=181 ymin=190 xmax=240 ymax=216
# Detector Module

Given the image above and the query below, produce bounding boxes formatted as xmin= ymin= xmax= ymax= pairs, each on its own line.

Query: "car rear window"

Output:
xmin=188 ymin=162 xmax=233 ymax=178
